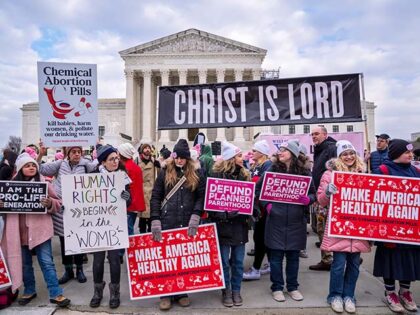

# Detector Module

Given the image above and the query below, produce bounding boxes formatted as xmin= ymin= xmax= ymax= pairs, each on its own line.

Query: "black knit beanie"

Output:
xmin=173 ymin=139 xmax=190 ymax=159
xmin=160 ymin=147 xmax=171 ymax=159
xmin=388 ymin=139 xmax=411 ymax=161
xmin=97 ymin=144 xmax=117 ymax=163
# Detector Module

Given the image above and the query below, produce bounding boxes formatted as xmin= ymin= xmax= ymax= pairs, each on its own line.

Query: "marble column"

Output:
xmin=140 ymin=70 xmax=153 ymax=143
xmin=158 ymin=69 xmax=171 ymax=143
xmin=133 ymin=76 xmax=141 ymax=142
xmin=198 ymin=69 xmax=208 ymax=142
xmin=233 ymin=69 xmax=245 ymax=142
xmin=124 ymin=70 xmax=135 ymax=139
xmin=215 ymin=68 xmax=226 ymax=141
xmin=177 ymin=69 xmax=189 ymax=141
xmin=252 ymin=68 xmax=270 ymax=136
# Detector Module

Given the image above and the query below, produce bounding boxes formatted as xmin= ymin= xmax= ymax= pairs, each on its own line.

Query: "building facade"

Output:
xmin=21 ymin=28 xmax=377 ymax=150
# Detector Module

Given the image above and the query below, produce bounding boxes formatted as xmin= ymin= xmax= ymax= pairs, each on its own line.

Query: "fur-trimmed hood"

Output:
xmin=325 ymin=158 xmax=338 ymax=171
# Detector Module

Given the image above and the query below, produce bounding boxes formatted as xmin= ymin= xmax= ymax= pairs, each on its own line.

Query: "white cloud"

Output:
xmin=0 ymin=0 xmax=419 ymax=149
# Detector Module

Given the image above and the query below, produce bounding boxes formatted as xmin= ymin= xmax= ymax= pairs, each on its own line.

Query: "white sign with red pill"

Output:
xmin=38 ymin=61 xmax=98 ymax=147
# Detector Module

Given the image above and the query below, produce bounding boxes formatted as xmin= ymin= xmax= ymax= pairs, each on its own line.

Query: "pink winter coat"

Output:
xmin=0 ymin=182 xmax=61 ymax=292
xmin=317 ymin=163 xmax=371 ymax=253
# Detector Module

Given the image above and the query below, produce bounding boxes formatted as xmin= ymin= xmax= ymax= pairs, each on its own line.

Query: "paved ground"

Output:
xmin=2 ymin=225 xmax=419 ymax=314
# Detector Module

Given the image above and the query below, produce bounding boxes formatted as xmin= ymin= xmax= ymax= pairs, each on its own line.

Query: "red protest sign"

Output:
xmin=126 ymin=223 xmax=224 ymax=300
xmin=259 ymin=172 xmax=312 ymax=205
xmin=0 ymin=248 xmax=12 ymax=289
xmin=328 ymin=171 xmax=420 ymax=245
xmin=204 ymin=178 xmax=255 ymax=215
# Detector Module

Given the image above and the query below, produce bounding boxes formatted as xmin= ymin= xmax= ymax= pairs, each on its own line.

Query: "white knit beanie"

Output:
xmin=16 ymin=153 xmax=39 ymax=174
xmin=222 ymin=141 xmax=242 ymax=161
xmin=252 ymin=140 xmax=270 ymax=156
xmin=118 ymin=143 xmax=136 ymax=159
xmin=336 ymin=140 xmax=356 ymax=157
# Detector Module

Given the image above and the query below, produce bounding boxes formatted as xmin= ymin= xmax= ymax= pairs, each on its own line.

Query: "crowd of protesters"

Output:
xmin=0 ymin=128 xmax=419 ymax=313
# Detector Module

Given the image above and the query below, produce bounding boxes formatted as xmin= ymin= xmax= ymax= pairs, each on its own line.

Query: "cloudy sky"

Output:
xmin=1 ymin=0 xmax=419 ymax=148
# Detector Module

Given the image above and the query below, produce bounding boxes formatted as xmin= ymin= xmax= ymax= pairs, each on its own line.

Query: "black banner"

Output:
xmin=0 ymin=181 xmax=48 ymax=214
xmin=158 ymin=73 xmax=362 ymax=130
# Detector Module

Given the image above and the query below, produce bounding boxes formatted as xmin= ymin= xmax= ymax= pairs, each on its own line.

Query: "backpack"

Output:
xmin=0 ymin=288 xmax=18 ymax=309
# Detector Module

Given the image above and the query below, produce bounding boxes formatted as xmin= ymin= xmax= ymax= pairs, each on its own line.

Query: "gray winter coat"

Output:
xmin=39 ymin=158 xmax=98 ymax=236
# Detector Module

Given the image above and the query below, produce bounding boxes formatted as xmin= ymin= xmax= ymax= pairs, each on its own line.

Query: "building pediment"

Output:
xmin=119 ymin=28 xmax=266 ymax=56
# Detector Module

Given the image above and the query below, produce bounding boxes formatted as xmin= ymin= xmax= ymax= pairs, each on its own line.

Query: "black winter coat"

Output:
xmin=208 ymin=167 xmax=250 ymax=246
xmin=150 ymin=168 xmax=205 ymax=230
xmin=256 ymin=166 xmax=316 ymax=251
xmin=312 ymin=137 xmax=337 ymax=190
xmin=0 ymin=162 xmax=13 ymax=181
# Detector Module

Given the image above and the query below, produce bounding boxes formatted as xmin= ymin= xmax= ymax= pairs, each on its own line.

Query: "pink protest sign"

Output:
xmin=259 ymin=172 xmax=312 ymax=205
xmin=204 ymin=178 xmax=255 ymax=215
xmin=261 ymin=132 xmax=365 ymax=160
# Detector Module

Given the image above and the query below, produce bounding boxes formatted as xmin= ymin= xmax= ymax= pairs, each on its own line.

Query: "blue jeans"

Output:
xmin=22 ymin=239 xmax=63 ymax=299
xmin=220 ymin=244 xmax=245 ymax=292
xmin=327 ymin=252 xmax=361 ymax=303
xmin=268 ymin=249 xmax=300 ymax=292
xmin=127 ymin=212 xmax=137 ymax=236
xmin=120 ymin=212 xmax=138 ymax=257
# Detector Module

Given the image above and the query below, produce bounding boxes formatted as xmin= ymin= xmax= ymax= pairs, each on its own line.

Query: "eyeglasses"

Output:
xmin=107 ymin=157 xmax=120 ymax=162
xmin=277 ymin=147 xmax=287 ymax=153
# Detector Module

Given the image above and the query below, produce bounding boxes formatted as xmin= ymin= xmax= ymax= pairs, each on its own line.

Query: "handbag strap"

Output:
xmin=161 ymin=176 xmax=186 ymax=209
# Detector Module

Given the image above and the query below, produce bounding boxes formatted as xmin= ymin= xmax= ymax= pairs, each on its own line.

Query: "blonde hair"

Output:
xmin=165 ymin=158 xmax=199 ymax=191
xmin=335 ymin=155 xmax=365 ymax=173
xmin=212 ymin=158 xmax=250 ymax=181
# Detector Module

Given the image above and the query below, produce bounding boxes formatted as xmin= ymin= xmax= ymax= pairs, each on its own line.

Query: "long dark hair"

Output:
xmin=271 ymin=154 xmax=309 ymax=175
xmin=13 ymin=168 xmax=41 ymax=182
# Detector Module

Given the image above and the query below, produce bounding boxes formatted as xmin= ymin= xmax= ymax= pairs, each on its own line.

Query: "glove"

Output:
xmin=121 ymin=190 xmax=131 ymax=201
xmin=298 ymin=195 xmax=311 ymax=206
xmin=226 ymin=210 xmax=240 ymax=219
xmin=265 ymin=203 xmax=272 ymax=215
xmin=325 ymin=183 xmax=338 ymax=197
xmin=188 ymin=214 xmax=201 ymax=237
xmin=151 ymin=220 xmax=162 ymax=242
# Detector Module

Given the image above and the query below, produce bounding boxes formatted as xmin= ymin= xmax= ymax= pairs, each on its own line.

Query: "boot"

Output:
xmin=89 ymin=282 xmax=105 ymax=308
xmin=109 ymin=283 xmax=120 ymax=309
xmin=222 ymin=289 xmax=233 ymax=307
xmin=232 ymin=291 xmax=243 ymax=306
xmin=58 ymin=266 xmax=74 ymax=284
xmin=76 ymin=265 xmax=87 ymax=283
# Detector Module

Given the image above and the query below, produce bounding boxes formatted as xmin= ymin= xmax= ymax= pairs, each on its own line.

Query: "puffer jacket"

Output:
xmin=369 ymin=148 xmax=388 ymax=173
xmin=318 ymin=159 xmax=371 ymax=253
xmin=208 ymin=166 xmax=250 ymax=246
xmin=321 ymin=219 xmax=371 ymax=253
xmin=150 ymin=167 xmax=205 ymax=230
xmin=39 ymin=158 xmax=98 ymax=236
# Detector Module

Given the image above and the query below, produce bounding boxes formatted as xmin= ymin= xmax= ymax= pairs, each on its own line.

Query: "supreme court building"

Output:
xmin=22 ymin=28 xmax=376 ymax=149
